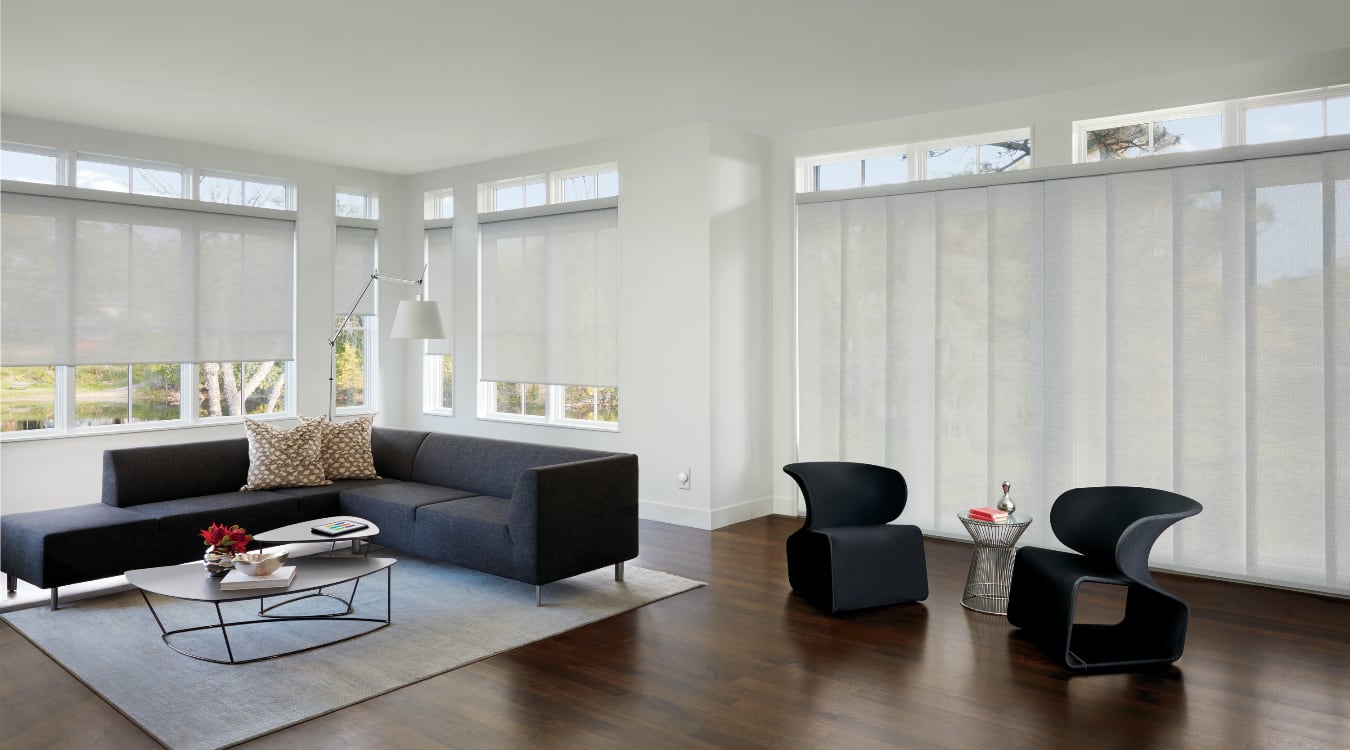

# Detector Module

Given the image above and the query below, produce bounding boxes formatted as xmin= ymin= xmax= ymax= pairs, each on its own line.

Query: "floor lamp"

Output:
xmin=330 ymin=267 xmax=446 ymax=421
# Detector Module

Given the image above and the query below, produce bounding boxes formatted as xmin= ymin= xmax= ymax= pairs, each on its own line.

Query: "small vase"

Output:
xmin=204 ymin=548 xmax=236 ymax=577
xmin=997 ymin=481 xmax=1016 ymax=514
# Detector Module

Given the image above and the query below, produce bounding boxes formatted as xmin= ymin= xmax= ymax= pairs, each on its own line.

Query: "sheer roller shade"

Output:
xmin=797 ymin=144 xmax=1350 ymax=595
xmin=334 ymin=226 xmax=377 ymax=316
xmin=479 ymin=208 xmax=619 ymax=387
xmin=425 ymin=227 xmax=454 ymax=356
xmin=2 ymin=190 xmax=295 ymax=367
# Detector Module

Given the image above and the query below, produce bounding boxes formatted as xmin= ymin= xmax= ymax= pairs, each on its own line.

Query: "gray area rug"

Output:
xmin=3 ymin=554 xmax=703 ymax=750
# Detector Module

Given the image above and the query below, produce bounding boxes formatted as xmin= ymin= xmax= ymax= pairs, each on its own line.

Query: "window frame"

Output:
xmin=421 ymin=216 xmax=454 ymax=416
xmin=333 ymin=314 xmax=377 ymax=416
xmin=0 ymin=144 xmax=298 ymax=441
xmin=477 ymin=381 xmax=619 ymax=432
xmin=336 ymin=186 xmax=380 ymax=220
xmin=797 ymin=128 xmax=1033 ymax=192
xmin=423 ymin=187 xmax=454 ymax=221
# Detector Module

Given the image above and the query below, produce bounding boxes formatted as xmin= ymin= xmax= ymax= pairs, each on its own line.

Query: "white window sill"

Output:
xmin=477 ymin=413 xmax=619 ymax=433
xmin=0 ymin=412 xmax=294 ymax=442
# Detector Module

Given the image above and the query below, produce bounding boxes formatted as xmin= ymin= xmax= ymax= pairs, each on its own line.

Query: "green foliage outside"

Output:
xmin=334 ymin=316 xmax=366 ymax=408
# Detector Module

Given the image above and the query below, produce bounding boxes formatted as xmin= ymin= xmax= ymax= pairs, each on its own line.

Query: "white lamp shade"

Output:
xmin=389 ymin=299 xmax=447 ymax=339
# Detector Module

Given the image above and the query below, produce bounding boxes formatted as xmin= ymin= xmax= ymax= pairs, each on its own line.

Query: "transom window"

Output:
xmin=797 ymin=129 xmax=1032 ymax=192
xmin=478 ymin=163 xmax=619 ymax=212
xmin=1074 ymin=85 xmax=1349 ymax=162
xmin=424 ymin=188 xmax=454 ymax=220
xmin=336 ymin=187 xmax=380 ymax=220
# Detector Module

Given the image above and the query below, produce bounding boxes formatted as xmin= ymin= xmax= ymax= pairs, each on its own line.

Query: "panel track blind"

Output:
xmin=425 ymin=227 xmax=454 ymax=356
xmin=1 ymin=191 xmax=295 ymax=367
xmin=796 ymin=147 xmax=1350 ymax=595
xmin=334 ymin=226 xmax=377 ymax=317
xmin=479 ymin=208 xmax=619 ymax=387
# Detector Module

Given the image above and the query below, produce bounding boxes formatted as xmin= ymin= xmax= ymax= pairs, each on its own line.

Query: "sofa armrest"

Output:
xmin=508 ymin=453 xmax=639 ymax=585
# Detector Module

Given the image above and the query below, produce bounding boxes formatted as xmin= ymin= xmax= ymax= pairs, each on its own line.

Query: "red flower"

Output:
xmin=199 ymin=523 xmax=252 ymax=554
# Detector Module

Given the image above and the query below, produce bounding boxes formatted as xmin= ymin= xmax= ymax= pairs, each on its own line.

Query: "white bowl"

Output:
xmin=233 ymin=550 xmax=288 ymax=577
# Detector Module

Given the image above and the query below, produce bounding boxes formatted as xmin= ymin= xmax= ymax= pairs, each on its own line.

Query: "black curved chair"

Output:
xmin=782 ymin=462 xmax=928 ymax=614
xmin=1006 ymin=486 xmax=1202 ymax=671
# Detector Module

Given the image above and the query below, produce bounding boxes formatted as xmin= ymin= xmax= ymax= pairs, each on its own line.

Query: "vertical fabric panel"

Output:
xmin=1247 ymin=155 xmax=1326 ymax=582
xmin=839 ymin=198 xmax=889 ymax=464
xmin=1043 ymin=177 xmax=1109 ymax=496
xmin=888 ymin=193 xmax=938 ymax=530
xmin=1172 ymin=163 xmax=1248 ymax=575
xmin=425 ymin=227 xmax=454 ymax=356
xmin=988 ymin=183 xmax=1044 ymax=544
xmin=934 ymin=189 xmax=991 ymax=535
xmin=795 ymin=202 xmax=841 ymax=463
xmin=334 ymin=226 xmax=377 ymax=316
xmin=479 ymin=208 xmax=618 ymax=387
xmin=1332 ymin=151 xmax=1350 ymax=588
xmin=1 ymin=192 xmax=294 ymax=366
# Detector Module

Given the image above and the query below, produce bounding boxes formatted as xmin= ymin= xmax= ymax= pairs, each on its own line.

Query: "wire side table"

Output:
xmin=957 ymin=512 xmax=1032 ymax=615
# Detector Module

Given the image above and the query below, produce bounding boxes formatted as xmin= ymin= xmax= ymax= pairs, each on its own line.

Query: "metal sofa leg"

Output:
xmin=536 ymin=585 xmax=543 ymax=607
xmin=615 ymin=561 xmax=625 ymax=582
xmin=6 ymin=573 xmax=15 ymax=593
xmin=50 ymin=587 xmax=59 ymax=611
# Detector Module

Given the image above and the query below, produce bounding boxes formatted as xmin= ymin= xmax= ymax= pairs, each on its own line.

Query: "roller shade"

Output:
xmin=425 ymin=227 xmax=454 ymax=356
xmin=334 ymin=225 xmax=377 ymax=317
xmin=479 ymin=207 xmax=619 ymax=387
xmin=1 ymin=190 xmax=295 ymax=366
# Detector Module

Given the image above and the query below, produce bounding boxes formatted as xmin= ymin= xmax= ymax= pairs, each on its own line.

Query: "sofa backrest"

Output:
xmin=102 ymin=438 xmax=250 ymax=507
xmin=370 ymin=427 xmax=430 ymax=481
xmin=410 ymin=432 xmax=614 ymax=498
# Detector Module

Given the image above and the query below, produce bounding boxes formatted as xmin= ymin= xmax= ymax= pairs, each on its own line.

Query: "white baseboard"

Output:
xmin=639 ymin=495 xmax=776 ymax=531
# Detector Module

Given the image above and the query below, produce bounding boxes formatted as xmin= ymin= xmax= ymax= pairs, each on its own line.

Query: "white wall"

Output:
xmin=766 ymin=47 xmax=1350 ymax=515
xmin=402 ymin=123 xmax=776 ymax=530
xmin=0 ymin=115 xmax=409 ymax=514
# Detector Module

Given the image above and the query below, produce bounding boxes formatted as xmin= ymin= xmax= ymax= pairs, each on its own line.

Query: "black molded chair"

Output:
xmin=1006 ymin=486 xmax=1202 ymax=671
xmin=782 ymin=462 xmax=928 ymax=614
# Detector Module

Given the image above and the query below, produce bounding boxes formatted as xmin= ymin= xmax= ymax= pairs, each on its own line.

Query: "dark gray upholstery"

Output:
xmin=1 ymin=504 xmax=160 ymax=589
xmin=370 ymin=427 xmax=430 ymax=481
xmin=337 ymin=482 xmax=477 ymax=551
xmin=414 ymin=496 xmax=515 ymax=578
xmin=2 ymin=426 xmax=640 ymax=600
xmin=102 ymin=438 xmax=249 ymax=507
xmin=783 ymin=462 xmax=929 ymax=614
xmin=123 ymin=490 xmax=302 ymax=562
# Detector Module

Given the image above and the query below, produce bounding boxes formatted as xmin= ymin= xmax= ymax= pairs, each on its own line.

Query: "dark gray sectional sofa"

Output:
xmin=2 ymin=427 xmax=639 ymax=608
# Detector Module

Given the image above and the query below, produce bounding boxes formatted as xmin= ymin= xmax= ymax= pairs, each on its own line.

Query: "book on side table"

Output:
xmin=220 ymin=565 xmax=297 ymax=590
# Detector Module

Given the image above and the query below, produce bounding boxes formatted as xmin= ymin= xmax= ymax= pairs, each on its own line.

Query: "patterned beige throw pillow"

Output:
xmin=241 ymin=418 xmax=332 ymax=491
xmin=314 ymin=414 xmax=379 ymax=480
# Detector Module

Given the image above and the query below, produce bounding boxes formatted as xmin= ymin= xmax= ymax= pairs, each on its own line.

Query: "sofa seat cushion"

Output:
xmin=123 ymin=490 xmax=300 ymax=563
xmin=337 ymin=482 xmax=476 ymax=550
xmin=413 ymin=496 xmax=514 ymax=578
xmin=1 ymin=504 xmax=160 ymax=588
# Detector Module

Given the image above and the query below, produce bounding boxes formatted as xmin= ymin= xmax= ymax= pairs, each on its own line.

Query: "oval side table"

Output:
xmin=957 ymin=512 xmax=1032 ymax=615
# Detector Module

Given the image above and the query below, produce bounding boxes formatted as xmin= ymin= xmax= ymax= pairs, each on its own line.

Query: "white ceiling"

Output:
xmin=3 ymin=1 xmax=1350 ymax=175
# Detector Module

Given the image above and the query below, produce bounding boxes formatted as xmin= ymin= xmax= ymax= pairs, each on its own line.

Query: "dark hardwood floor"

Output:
xmin=2 ymin=516 xmax=1348 ymax=749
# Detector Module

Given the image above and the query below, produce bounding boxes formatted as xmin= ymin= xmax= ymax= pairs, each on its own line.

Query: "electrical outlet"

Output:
xmin=676 ymin=468 xmax=691 ymax=490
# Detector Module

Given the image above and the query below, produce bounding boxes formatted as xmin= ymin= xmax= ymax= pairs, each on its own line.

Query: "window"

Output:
xmin=1 ymin=149 xmax=296 ymax=437
xmin=477 ymin=167 xmax=620 ymax=429
xmin=478 ymin=163 xmax=618 ymax=212
xmin=424 ymin=188 xmax=454 ymax=220
xmin=797 ymin=130 xmax=1031 ymax=192
xmin=480 ymin=382 xmax=620 ymax=427
xmin=1244 ymin=89 xmax=1350 ymax=144
xmin=336 ymin=187 xmax=379 ymax=220
xmin=1074 ymin=85 xmax=1350 ymax=162
xmin=1 ymin=143 xmax=64 ymax=185
xmin=423 ymin=222 xmax=454 ymax=415
xmin=75 ymin=153 xmax=187 ymax=198
xmin=199 ymin=170 xmax=292 ymax=210
xmin=796 ymin=138 xmax=1350 ymax=595
xmin=334 ymin=225 xmax=378 ymax=413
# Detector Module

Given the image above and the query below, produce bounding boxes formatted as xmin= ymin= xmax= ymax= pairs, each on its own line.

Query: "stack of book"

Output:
xmin=968 ymin=507 xmax=1009 ymax=523
xmin=220 ymin=565 xmax=297 ymax=590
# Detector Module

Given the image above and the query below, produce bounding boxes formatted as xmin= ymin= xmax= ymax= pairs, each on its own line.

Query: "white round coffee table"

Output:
xmin=254 ymin=516 xmax=380 ymax=555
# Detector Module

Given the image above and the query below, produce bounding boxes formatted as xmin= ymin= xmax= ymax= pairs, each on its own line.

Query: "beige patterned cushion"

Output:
xmin=241 ymin=418 xmax=332 ymax=491
xmin=313 ymin=414 xmax=379 ymax=480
